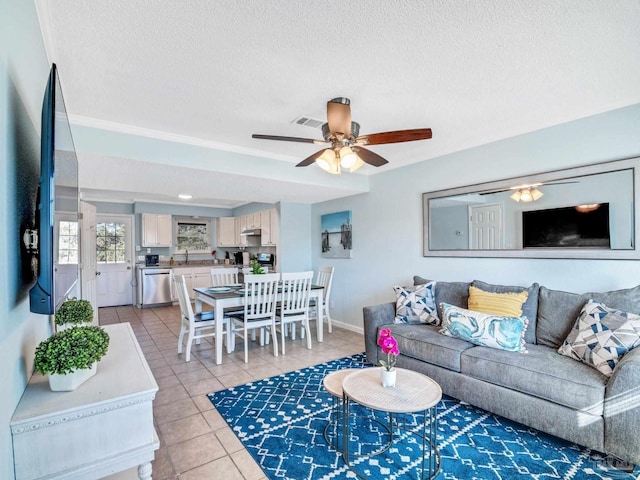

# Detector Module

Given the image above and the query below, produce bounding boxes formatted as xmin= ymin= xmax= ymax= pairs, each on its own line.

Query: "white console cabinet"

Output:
xmin=11 ymin=323 xmax=159 ymax=480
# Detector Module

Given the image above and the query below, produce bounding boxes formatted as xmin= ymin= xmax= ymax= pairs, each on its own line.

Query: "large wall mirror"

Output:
xmin=423 ymin=157 xmax=640 ymax=259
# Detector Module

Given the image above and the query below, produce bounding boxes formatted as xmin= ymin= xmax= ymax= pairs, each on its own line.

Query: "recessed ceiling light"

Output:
xmin=178 ymin=193 xmax=192 ymax=200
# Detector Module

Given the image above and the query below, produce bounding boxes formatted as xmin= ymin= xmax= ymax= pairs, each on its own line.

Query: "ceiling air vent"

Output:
xmin=292 ymin=116 xmax=324 ymax=129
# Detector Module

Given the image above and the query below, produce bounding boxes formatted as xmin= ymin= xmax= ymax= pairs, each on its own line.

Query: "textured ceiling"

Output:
xmin=35 ymin=0 xmax=640 ymax=207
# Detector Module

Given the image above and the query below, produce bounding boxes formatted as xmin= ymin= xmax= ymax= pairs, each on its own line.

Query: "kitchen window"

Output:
xmin=174 ymin=219 xmax=211 ymax=253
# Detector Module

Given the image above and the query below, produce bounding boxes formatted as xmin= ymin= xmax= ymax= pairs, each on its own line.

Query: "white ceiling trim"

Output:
xmin=69 ymin=114 xmax=301 ymax=164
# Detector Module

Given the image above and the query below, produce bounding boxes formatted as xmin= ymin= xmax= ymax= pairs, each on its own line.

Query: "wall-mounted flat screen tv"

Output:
xmin=29 ymin=64 xmax=80 ymax=315
xmin=523 ymin=203 xmax=610 ymax=249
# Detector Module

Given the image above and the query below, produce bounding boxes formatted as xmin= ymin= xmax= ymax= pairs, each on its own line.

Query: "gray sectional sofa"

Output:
xmin=363 ymin=278 xmax=640 ymax=465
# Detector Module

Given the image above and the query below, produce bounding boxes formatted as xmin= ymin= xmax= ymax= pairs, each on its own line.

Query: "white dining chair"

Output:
xmin=228 ymin=273 xmax=280 ymax=363
xmin=306 ymin=266 xmax=335 ymax=336
xmin=210 ymin=267 xmax=239 ymax=286
xmin=174 ymin=274 xmax=232 ymax=362
xmin=276 ymin=271 xmax=313 ymax=355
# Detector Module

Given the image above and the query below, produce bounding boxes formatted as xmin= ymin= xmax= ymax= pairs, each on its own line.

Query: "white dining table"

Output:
xmin=193 ymin=285 xmax=325 ymax=365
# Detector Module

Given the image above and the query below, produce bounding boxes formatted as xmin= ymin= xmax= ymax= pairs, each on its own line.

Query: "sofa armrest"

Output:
xmin=363 ymin=302 xmax=395 ymax=364
xmin=604 ymin=346 xmax=640 ymax=464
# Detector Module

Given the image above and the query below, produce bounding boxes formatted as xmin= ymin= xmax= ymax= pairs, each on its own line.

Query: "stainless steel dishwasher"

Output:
xmin=138 ymin=267 xmax=173 ymax=307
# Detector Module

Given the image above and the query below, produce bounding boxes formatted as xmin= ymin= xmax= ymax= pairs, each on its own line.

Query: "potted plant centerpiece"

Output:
xmin=34 ymin=299 xmax=110 ymax=391
xmin=54 ymin=298 xmax=94 ymax=330
xmin=250 ymin=258 xmax=265 ymax=274
xmin=378 ymin=328 xmax=400 ymax=388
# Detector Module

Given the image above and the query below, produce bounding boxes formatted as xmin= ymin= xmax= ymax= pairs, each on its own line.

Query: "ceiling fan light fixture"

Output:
xmin=511 ymin=187 xmax=543 ymax=202
xmin=575 ymin=203 xmax=600 ymax=213
xmin=316 ymin=149 xmax=337 ymax=172
xmin=339 ymin=146 xmax=357 ymax=168
xmin=349 ymin=156 xmax=365 ymax=172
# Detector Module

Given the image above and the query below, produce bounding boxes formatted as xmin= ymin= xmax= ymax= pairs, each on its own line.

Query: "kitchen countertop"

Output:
xmin=136 ymin=262 xmax=250 ymax=269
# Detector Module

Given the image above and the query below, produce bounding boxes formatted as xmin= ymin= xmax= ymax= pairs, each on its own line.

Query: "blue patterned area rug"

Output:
xmin=208 ymin=354 xmax=639 ymax=480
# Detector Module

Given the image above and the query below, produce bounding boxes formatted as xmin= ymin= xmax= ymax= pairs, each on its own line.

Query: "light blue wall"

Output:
xmin=311 ymin=103 xmax=640 ymax=331
xmin=0 ymin=1 xmax=52 ymax=478
xmin=279 ymin=202 xmax=312 ymax=272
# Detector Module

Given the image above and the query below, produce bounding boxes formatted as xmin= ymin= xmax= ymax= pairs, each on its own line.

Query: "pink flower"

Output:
xmin=378 ymin=329 xmax=400 ymax=371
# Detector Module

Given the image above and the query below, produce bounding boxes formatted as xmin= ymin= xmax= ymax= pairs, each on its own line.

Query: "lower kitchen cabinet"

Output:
xmin=171 ymin=266 xmax=213 ymax=300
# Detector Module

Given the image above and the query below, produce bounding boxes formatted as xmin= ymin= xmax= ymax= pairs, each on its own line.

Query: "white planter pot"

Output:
xmin=380 ymin=367 xmax=397 ymax=388
xmin=48 ymin=363 xmax=97 ymax=391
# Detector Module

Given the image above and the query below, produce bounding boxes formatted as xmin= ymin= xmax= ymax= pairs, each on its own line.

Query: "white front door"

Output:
xmin=96 ymin=215 xmax=134 ymax=307
xmin=469 ymin=204 xmax=503 ymax=249
xmin=80 ymin=202 xmax=99 ymax=325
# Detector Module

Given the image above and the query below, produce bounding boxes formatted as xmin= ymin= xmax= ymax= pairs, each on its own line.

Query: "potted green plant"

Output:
xmin=250 ymin=258 xmax=265 ymax=274
xmin=36 ymin=297 xmax=107 ymax=392
xmin=55 ymin=298 xmax=94 ymax=330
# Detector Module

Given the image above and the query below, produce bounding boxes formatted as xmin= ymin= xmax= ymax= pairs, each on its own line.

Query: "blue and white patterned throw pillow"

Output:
xmin=558 ymin=300 xmax=640 ymax=377
xmin=440 ymin=303 xmax=528 ymax=353
xmin=393 ymin=282 xmax=439 ymax=325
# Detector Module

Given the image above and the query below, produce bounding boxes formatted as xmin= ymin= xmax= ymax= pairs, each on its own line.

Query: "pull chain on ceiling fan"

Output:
xmin=252 ymin=97 xmax=433 ymax=174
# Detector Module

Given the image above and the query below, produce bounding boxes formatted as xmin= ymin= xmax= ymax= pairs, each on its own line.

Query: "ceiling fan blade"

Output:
xmin=356 ymin=128 xmax=432 ymax=146
xmin=352 ymin=147 xmax=388 ymax=167
xmin=327 ymin=98 xmax=352 ymax=137
xmin=252 ymin=134 xmax=326 ymax=145
xmin=295 ymin=149 xmax=326 ymax=167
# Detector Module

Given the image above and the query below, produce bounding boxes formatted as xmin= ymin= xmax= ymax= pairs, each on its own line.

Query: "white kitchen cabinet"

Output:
xmin=245 ymin=212 xmax=260 ymax=229
xmin=261 ymin=208 xmax=279 ymax=246
xmin=216 ymin=217 xmax=236 ymax=247
xmin=171 ymin=267 xmax=193 ymax=301
xmin=142 ymin=214 xmax=172 ymax=247
xmin=235 ymin=215 xmax=248 ymax=246
xmin=192 ymin=267 xmax=211 ymax=292
xmin=172 ymin=266 xmax=211 ymax=300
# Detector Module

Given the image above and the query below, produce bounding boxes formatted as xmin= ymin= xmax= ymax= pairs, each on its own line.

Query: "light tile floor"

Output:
xmin=99 ymin=305 xmax=365 ymax=480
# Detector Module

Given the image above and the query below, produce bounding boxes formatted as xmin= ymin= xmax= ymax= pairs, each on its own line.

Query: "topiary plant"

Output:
xmin=34 ymin=326 xmax=110 ymax=375
xmin=250 ymin=259 xmax=264 ymax=274
xmin=55 ymin=299 xmax=94 ymax=327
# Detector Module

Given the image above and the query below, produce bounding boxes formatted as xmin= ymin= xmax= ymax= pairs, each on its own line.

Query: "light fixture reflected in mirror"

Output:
xmin=575 ymin=203 xmax=601 ymax=213
xmin=510 ymin=187 xmax=543 ymax=202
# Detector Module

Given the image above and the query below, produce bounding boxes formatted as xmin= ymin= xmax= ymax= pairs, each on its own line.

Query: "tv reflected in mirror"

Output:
xmin=29 ymin=64 xmax=80 ymax=315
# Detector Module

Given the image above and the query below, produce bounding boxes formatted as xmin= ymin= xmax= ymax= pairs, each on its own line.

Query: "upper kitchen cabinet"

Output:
xmin=216 ymin=217 xmax=236 ymax=247
xmin=235 ymin=215 xmax=248 ymax=246
xmin=261 ymin=209 xmax=279 ymax=246
xmin=142 ymin=214 xmax=172 ymax=247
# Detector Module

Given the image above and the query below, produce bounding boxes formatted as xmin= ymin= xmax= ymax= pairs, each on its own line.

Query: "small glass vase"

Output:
xmin=380 ymin=367 xmax=396 ymax=388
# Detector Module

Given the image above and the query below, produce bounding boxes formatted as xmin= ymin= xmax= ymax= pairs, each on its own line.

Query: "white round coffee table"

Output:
xmin=342 ymin=367 xmax=442 ymax=480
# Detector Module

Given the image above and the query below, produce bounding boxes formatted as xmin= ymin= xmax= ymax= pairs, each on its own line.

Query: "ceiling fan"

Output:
xmin=252 ymin=97 xmax=432 ymax=174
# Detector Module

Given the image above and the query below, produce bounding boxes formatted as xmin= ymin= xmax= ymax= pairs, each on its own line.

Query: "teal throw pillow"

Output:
xmin=440 ymin=303 xmax=528 ymax=353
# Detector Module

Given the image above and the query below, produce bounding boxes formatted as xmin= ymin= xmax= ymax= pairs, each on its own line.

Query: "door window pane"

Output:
xmin=58 ymin=221 xmax=78 ymax=264
xmin=97 ymin=222 xmax=127 ymax=263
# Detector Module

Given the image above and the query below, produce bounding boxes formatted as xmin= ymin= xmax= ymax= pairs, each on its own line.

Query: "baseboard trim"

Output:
xmin=329 ymin=319 xmax=363 ymax=335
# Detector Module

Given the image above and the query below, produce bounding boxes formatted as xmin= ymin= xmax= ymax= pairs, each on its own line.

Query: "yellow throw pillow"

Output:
xmin=468 ymin=285 xmax=528 ymax=317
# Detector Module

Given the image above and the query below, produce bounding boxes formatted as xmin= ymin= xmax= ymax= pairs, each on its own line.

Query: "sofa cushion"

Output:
xmin=558 ymin=300 xmax=640 ymax=377
xmin=468 ymin=285 xmax=528 ymax=316
xmin=386 ymin=323 xmax=475 ymax=372
xmin=537 ymin=285 xmax=640 ymax=349
xmin=440 ymin=303 xmax=528 ymax=353
xmin=393 ymin=283 xmax=439 ymax=325
xmin=472 ymin=280 xmax=540 ymax=344
xmin=415 ymin=276 xmax=471 ymax=320
xmin=461 ymin=343 xmax=607 ymax=414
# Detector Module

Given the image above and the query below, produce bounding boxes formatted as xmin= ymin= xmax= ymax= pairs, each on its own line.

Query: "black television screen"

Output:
xmin=29 ymin=64 xmax=79 ymax=315
xmin=522 ymin=203 xmax=610 ymax=249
